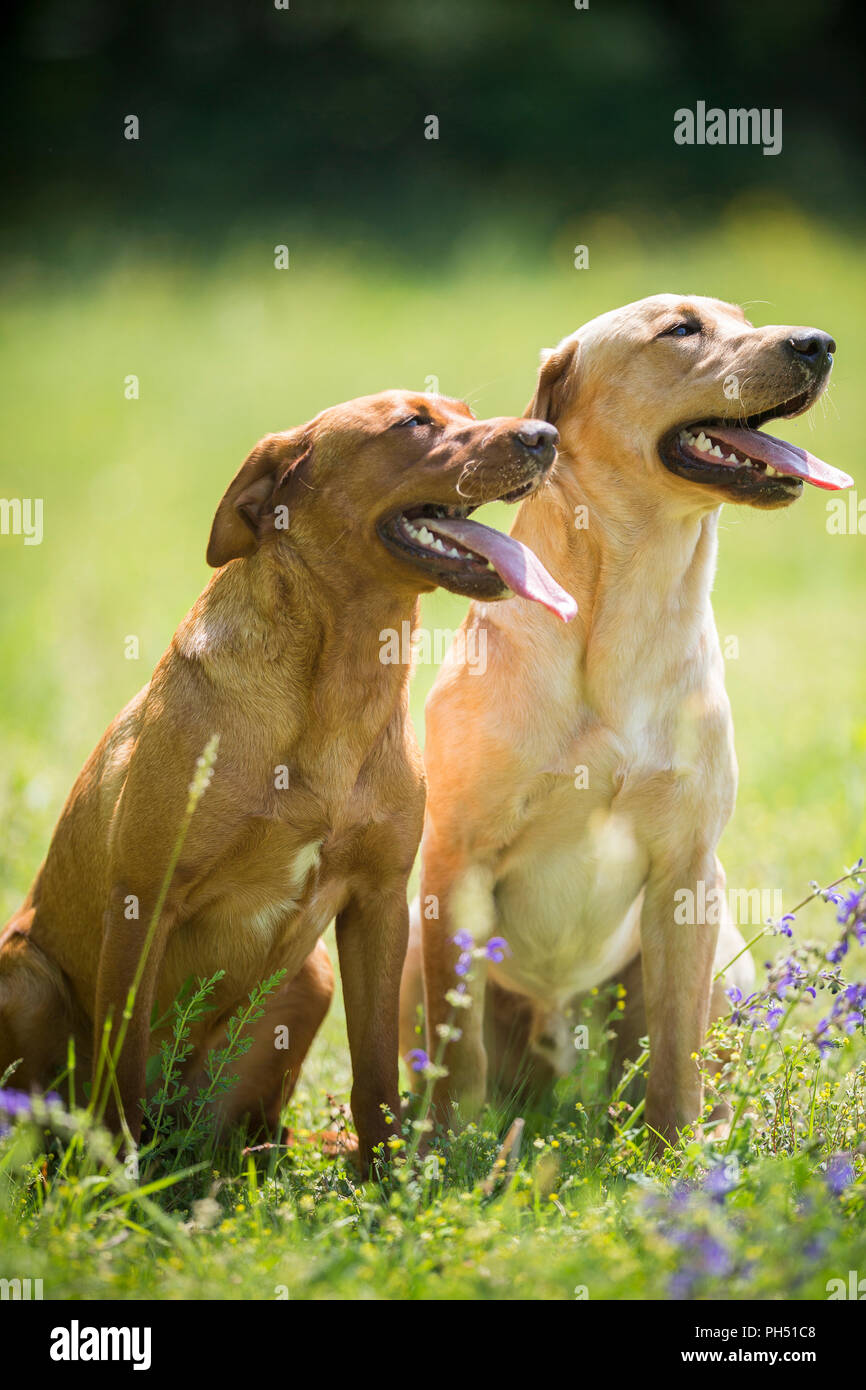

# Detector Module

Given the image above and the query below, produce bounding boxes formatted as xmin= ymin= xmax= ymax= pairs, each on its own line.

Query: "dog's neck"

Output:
xmin=177 ymin=546 xmax=421 ymax=764
xmin=509 ymin=453 xmax=723 ymax=703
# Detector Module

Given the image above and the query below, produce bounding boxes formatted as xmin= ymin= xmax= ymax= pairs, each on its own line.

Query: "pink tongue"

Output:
xmin=706 ymin=425 xmax=853 ymax=492
xmin=424 ymin=516 xmax=577 ymax=621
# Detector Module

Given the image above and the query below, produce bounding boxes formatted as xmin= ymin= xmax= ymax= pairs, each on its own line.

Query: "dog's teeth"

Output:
xmin=711 ymin=444 xmax=724 ymax=458
xmin=696 ymin=432 xmax=712 ymax=452
xmin=404 ymin=518 xmax=467 ymax=559
xmin=727 ymin=453 xmax=739 ymax=463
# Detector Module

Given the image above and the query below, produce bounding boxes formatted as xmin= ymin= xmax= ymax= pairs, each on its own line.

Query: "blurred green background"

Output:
xmin=3 ymin=0 xmax=863 ymax=259
xmin=1 ymin=0 xmax=864 ymax=928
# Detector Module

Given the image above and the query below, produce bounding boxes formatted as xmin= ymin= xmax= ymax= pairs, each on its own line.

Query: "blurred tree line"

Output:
xmin=3 ymin=0 xmax=863 ymax=261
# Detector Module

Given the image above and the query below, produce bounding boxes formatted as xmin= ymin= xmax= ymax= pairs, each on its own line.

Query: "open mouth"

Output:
xmin=377 ymin=495 xmax=577 ymax=621
xmin=659 ymin=390 xmax=852 ymax=505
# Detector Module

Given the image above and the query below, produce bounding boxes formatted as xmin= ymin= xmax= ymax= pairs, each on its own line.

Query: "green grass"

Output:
xmin=1 ymin=213 xmax=865 ymax=1299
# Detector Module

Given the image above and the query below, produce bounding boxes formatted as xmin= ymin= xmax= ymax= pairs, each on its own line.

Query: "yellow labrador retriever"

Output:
xmin=401 ymin=294 xmax=852 ymax=1146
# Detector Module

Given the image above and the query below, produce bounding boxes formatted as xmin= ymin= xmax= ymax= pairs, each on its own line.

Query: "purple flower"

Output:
xmin=667 ymin=1226 xmax=732 ymax=1297
xmin=726 ymin=985 xmax=759 ymax=1025
xmin=703 ymin=1166 xmax=737 ymax=1201
xmin=484 ymin=936 xmax=510 ymax=963
xmin=812 ymin=979 xmax=866 ymax=1053
xmin=455 ymin=953 xmax=472 ymax=976
xmin=824 ymin=1153 xmax=854 ymax=1195
xmin=814 ymin=1019 xmax=836 ymax=1057
xmin=452 ymin=930 xmax=473 ymax=951
xmin=669 ymin=1270 xmax=696 ymax=1300
xmin=669 ymin=1181 xmax=694 ymax=1209
xmin=0 ymin=1088 xmax=61 ymax=1138
xmin=826 ymin=882 xmax=866 ymax=964
xmin=406 ymin=1049 xmax=429 ymax=1073
xmin=827 ymin=938 xmax=849 ymax=965
xmin=803 ymin=1235 xmax=828 ymax=1261
xmin=698 ymin=1234 xmax=732 ymax=1277
xmin=836 ymin=887 xmax=865 ymax=926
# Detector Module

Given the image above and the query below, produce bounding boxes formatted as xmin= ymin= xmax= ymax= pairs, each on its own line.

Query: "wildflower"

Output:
xmin=771 ymin=913 xmax=796 ymax=938
xmin=726 ymin=985 xmax=753 ymax=1026
xmin=767 ymin=954 xmax=817 ymax=1001
xmin=434 ymin=1022 xmax=462 ymax=1043
xmin=703 ymin=1166 xmax=737 ymax=1201
xmin=452 ymin=930 xmax=473 ymax=951
xmin=812 ymin=981 xmax=866 ymax=1054
xmin=827 ymin=880 xmax=866 ymax=964
xmin=407 ymin=1049 xmax=430 ymax=1072
xmin=445 ymin=986 xmax=472 ymax=1009
xmin=824 ymin=1153 xmax=855 ymax=1195
xmin=484 ymin=936 xmax=510 ymax=963
xmin=836 ymin=886 xmax=865 ymax=928
xmin=0 ymin=1088 xmax=62 ymax=1138
xmin=827 ymin=937 xmax=849 ymax=965
xmin=668 ymin=1226 xmax=732 ymax=1298
xmin=695 ymin=1233 xmax=732 ymax=1277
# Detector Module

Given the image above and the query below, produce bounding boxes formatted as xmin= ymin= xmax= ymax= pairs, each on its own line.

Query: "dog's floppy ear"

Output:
xmin=526 ymin=339 xmax=580 ymax=425
xmin=206 ymin=430 xmax=312 ymax=568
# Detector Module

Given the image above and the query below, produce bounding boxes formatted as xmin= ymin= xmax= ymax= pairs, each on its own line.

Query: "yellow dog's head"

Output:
xmin=530 ymin=294 xmax=851 ymax=512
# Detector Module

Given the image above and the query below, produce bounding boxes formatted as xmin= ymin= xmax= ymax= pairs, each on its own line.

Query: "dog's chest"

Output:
xmin=164 ymin=823 xmax=355 ymax=1004
xmin=491 ymin=796 xmax=647 ymax=1003
xmin=487 ymin=714 xmax=686 ymax=1003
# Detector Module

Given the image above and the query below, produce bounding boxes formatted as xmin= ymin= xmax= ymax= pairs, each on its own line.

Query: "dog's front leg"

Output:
xmin=336 ymin=883 xmax=409 ymax=1174
xmin=640 ymin=857 xmax=721 ymax=1150
xmin=93 ymin=880 xmax=177 ymax=1142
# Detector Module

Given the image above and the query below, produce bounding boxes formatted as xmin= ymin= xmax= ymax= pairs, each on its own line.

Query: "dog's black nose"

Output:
xmin=514 ymin=421 xmax=558 ymax=462
xmin=787 ymin=330 xmax=836 ymax=368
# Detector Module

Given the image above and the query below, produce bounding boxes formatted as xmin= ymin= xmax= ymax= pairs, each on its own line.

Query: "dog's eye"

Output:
xmin=658 ymin=322 xmax=701 ymax=339
xmin=393 ymin=414 xmax=429 ymax=429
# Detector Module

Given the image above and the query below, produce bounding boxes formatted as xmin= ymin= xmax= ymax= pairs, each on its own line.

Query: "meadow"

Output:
xmin=1 ymin=209 xmax=864 ymax=1300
